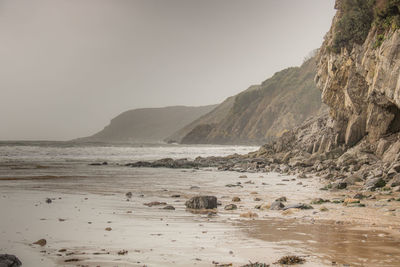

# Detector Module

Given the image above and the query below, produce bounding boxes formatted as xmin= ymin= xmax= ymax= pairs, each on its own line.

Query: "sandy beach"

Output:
xmin=2 ymin=162 xmax=400 ymax=267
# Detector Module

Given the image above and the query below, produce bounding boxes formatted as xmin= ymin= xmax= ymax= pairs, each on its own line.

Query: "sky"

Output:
xmin=0 ymin=0 xmax=336 ymax=141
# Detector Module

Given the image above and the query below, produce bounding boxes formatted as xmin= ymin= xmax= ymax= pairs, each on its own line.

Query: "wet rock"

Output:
xmin=232 ymin=197 xmax=241 ymax=202
xmin=225 ymin=183 xmax=242 ymax=188
xmin=163 ymin=205 xmax=175 ymax=210
xmin=224 ymin=204 xmax=237 ymax=210
xmin=33 ymin=239 xmax=47 ymax=246
xmin=144 ymin=201 xmax=167 ymax=207
xmin=283 ymin=203 xmax=313 ymax=210
xmin=117 ymin=250 xmax=128 ymax=255
xmin=90 ymin=161 xmax=108 ymax=166
xmin=270 ymin=201 xmax=285 ymax=210
xmin=185 ymin=196 xmax=217 ymax=209
xmin=0 ymin=254 xmax=22 ymax=267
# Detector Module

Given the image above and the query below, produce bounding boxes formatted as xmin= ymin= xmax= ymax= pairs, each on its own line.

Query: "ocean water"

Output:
xmin=0 ymin=141 xmax=259 ymax=179
xmin=0 ymin=141 xmax=259 ymax=164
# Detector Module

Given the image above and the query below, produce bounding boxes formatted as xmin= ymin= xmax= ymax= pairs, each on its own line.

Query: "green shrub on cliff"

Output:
xmin=331 ymin=0 xmax=400 ymax=53
xmin=374 ymin=0 xmax=400 ymax=31
xmin=332 ymin=0 xmax=374 ymax=53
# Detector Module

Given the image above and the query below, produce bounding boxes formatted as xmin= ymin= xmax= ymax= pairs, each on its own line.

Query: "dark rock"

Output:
xmin=33 ymin=239 xmax=47 ymax=246
xmin=270 ymin=201 xmax=285 ymax=210
xmin=283 ymin=203 xmax=313 ymax=210
xmin=171 ymin=194 xmax=181 ymax=198
xmin=185 ymin=196 xmax=217 ymax=209
xmin=364 ymin=177 xmax=386 ymax=190
xmin=224 ymin=204 xmax=237 ymax=210
xmin=0 ymin=254 xmax=22 ymax=267
xmin=45 ymin=198 xmax=52 ymax=204
xmin=125 ymin=192 xmax=132 ymax=198
xmin=163 ymin=205 xmax=175 ymax=210
xmin=143 ymin=201 xmax=167 ymax=207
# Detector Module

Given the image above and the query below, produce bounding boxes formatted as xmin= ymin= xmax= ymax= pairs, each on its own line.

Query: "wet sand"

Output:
xmin=1 ymin=166 xmax=400 ymax=266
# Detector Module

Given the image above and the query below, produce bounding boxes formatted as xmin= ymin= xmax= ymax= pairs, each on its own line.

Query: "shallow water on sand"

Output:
xmin=1 ymin=143 xmax=400 ymax=266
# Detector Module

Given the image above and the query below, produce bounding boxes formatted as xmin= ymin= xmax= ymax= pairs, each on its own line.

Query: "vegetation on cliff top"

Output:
xmin=331 ymin=0 xmax=400 ymax=53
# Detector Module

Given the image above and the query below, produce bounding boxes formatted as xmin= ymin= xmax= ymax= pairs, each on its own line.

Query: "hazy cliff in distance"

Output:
xmin=75 ymin=105 xmax=217 ymax=143
xmin=170 ymin=56 xmax=324 ymax=145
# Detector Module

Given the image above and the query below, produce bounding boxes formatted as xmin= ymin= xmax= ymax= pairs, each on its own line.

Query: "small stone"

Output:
xmin=232 ymin=197 xmax=241 ymax=202
xmin=33 ymin=239 xmax=47 ymax=246
xmin=163 ymin=205 xmax=175 ymax=210
xmin=224 ymin=204 xmax=237 ymax=210
xmin=105 ymin=227 xmax=112 ymax=231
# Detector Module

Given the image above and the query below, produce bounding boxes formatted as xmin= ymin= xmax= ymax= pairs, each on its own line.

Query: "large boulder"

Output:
xmin=185 ymin=196 xmax=217 ymax=209
xmin=0 ymin=254 xmax=22 ymax=267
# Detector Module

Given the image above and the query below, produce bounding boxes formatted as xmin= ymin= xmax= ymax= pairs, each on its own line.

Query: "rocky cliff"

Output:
xmin=315 ymin=0 xmax=400 ymax=156
xmin=177 ymin=57 xmax=324 ymax=145
xmin=247 ymin=0 xmax=400 ymax=191
xmin=75 ymin=105 xmax=216 ymax=143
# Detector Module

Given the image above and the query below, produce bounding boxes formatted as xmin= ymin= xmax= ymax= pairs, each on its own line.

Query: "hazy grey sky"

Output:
xmin=0 ymin=0 xmax=335 ymax=140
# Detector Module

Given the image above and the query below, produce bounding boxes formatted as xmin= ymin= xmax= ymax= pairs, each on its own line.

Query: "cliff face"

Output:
xmin=179 ymin=57 xmax=324 ymax=145
xmin=75 ymin=105 xmax=216 ymax=143
xmin=248 ymin=0 xmax=400 ymax=191
xmin=315 ymin=0 xmax=400 ymax=157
